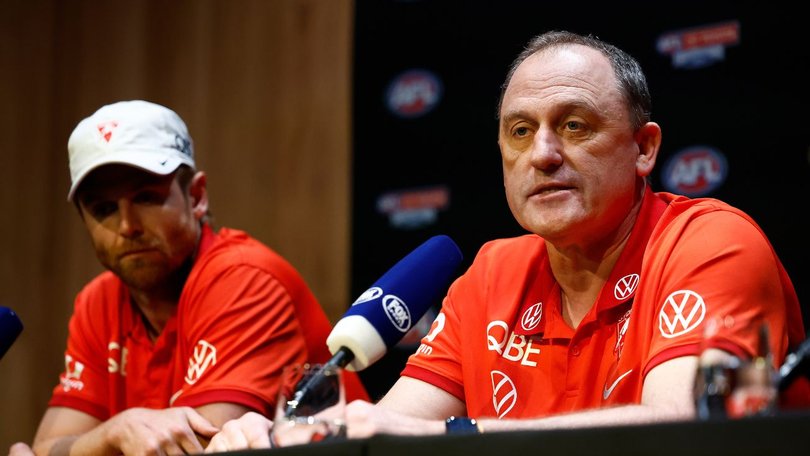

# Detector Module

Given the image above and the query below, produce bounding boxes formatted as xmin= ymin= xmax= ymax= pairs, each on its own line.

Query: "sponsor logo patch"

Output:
xmin=486 ymin=320 xmax=541 ymax=366
xmin=659 ymin=290 xmax=706 ymax=338
xmin=520 ymin=302 xmax=543 ymax=331
xmin=614 ymin=274 xmax=639 ymax=301
xmin=416 ymin=312 xmax=446 ymax=356
xmin=185 ymin=340 xmax=217 ymax=385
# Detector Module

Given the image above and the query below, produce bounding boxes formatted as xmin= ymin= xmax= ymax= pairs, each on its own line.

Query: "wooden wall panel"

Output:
xmin=0 ymin=0 xmax=353 ymax=447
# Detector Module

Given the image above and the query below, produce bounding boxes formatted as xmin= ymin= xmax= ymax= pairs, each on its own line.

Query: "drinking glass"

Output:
xmin=271 ymin=363 xmax=346 ymax=447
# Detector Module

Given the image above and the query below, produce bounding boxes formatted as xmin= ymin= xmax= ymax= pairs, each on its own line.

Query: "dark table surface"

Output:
xmin=221 ymin=409 xmax=810 ymax=456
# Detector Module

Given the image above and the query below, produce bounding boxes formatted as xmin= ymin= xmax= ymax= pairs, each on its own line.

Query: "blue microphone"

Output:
xmin=285 ymin=235 xmax=462 ymax=416
xmin=327 ymin=234 xmax=463 ymax=371
xmin=0 ymin=306 xmax=23 ymax=361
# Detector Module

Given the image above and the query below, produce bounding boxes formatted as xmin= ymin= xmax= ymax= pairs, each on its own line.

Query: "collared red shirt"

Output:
xmin=403 ymin=189 xmax=805 ymax=418
xmin=49 ymin=224 xmax=367 ymax=419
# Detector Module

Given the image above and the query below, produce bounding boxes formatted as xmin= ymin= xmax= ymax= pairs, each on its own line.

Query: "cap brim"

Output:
xmin=67 ymin=150 xmax=189 ymax=201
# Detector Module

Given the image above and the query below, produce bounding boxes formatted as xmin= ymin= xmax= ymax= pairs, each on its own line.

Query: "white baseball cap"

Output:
xmin=67 ymin=100 xmax=196 ymax=201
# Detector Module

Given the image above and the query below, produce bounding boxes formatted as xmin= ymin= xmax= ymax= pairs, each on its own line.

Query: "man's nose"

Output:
xmin=529 ymin=127 xmax=564 ymax=171
xmin=117 ymin=200 xmax=143 ymax=238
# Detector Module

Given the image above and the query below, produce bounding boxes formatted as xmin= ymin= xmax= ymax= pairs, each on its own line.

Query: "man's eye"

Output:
xmin=565 ymin=120 xmax=581 ymax=130
xmin=90 ymin=202 xmax=117 ymax=218
xmin=514 ymin=126 xmax=530 ymax=137
xmin=134 ymin=192 xmax=163 ymax=204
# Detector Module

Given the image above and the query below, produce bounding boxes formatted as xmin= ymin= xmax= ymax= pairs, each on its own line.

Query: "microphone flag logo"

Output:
xmin=352 ymin=286 xmax=383 ymax=306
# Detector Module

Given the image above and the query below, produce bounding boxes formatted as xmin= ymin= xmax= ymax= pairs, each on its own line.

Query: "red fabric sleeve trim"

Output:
xmin=173 ymin=390 xmax=271 ymax=416
xmin=48 ymin=396 xmax=109 ymax=421
xmin=643 ymin=341 xmax=749 ymax=378
xmin=401 ymin=364 xmax=465 ymax=402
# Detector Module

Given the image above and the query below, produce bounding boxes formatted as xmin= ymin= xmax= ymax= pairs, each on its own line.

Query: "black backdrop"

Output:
xmin=351 ymin=0 xmax=809 ymax=400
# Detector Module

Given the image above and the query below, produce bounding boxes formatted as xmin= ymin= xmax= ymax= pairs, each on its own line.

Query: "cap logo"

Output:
xmin=97 ymin=121 xmax=119 ymax=142
xmin=173 ymin=134 xmax=192 ymax=157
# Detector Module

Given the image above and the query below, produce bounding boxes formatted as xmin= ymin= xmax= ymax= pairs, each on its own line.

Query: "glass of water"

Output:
xmin=271 ymin=363 xmax=346 ymax=447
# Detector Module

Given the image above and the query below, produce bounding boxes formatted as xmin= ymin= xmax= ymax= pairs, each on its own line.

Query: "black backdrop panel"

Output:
xmin=351 ymin=0 xmax=809 ymax=399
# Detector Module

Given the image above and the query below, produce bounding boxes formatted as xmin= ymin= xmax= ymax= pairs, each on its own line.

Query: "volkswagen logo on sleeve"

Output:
xmin=659 ymin=290 xmax=706 ymax=338
xmin=185 ymin=340 xmax=217 ymax=385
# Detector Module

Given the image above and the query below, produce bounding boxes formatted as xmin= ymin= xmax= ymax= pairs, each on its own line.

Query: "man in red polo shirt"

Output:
xmin=9 ymin=100 xmax=367 ymax=456
xmin=203 ymin=30 xmax=806 ymax=451
xmin=344 ymin=30 xmax=806 ymax=433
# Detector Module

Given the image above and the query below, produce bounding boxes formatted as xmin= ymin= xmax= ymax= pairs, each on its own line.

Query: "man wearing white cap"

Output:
xmin=10 ymin=100 xmax=367 ymax=455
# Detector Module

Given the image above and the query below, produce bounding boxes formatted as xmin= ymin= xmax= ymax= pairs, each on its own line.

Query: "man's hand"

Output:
xmin=78 ymin=406 xmax=220 ymax=455
xmin=8 ymin=442 xmax=35 ymax=456
xmin=204 ymin=412 xmax=273 ymax=453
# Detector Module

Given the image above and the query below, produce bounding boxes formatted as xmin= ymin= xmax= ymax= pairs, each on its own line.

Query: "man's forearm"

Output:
xmin=477 ymin=404 xmax=694 ymax=433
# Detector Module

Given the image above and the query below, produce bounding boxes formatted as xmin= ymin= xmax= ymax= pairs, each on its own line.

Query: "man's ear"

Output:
xmin=635 ymin=122 xmax=662 ymax=178
xmin=189 ymin=171 xmax=209 ymax=220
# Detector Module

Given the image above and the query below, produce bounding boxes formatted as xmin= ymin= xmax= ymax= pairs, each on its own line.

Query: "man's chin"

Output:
xmin=114 ymin=266 xmax=171 ymax=292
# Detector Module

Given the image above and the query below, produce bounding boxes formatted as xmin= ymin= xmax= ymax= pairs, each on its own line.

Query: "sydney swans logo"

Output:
xmin=491 ymin=370 xmax=517 ymax=418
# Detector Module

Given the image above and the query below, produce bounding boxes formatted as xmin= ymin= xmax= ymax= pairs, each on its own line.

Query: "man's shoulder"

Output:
xmin=193 ymin=226 xmax=305 ymax=285
xmin=73 ymin=271 xmax=126 ymax=320
xmin=656 ymin=191 xmax=748 ymax=218
xmin=78 ymin=270 xmax=123 ymax=299
xmin=655 ymin=192 xmax=761 ymax=234
xmin=203 ymin=227 xmax=286 ymax=267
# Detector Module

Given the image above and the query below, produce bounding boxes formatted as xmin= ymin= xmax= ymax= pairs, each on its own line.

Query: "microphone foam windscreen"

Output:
xmin=328 ymin=235 xmax=462 ymax=371
xmin=0 ymin=306 xmax=23 ymax=360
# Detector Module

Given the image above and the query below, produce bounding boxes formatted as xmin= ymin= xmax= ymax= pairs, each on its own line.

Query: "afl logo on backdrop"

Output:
xmin=661 ymin=145 xmax=728 ymax=197
xmin=385 ymin=69 xmax=443 ymax=118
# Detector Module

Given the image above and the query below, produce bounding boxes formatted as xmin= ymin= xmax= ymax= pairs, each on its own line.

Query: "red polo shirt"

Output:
xmin=403 ymin=188 xmax=804 ymax=418
xmin=49 ymin=224 xmax=367 ymax=420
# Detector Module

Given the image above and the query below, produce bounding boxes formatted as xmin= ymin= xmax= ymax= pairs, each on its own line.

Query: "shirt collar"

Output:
xmin=515 ymin=186 xmax=668 ymax=336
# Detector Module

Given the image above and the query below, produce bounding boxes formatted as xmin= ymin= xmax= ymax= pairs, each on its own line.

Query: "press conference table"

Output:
xmin=223 ymin=410 xmax=810 ymax=456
